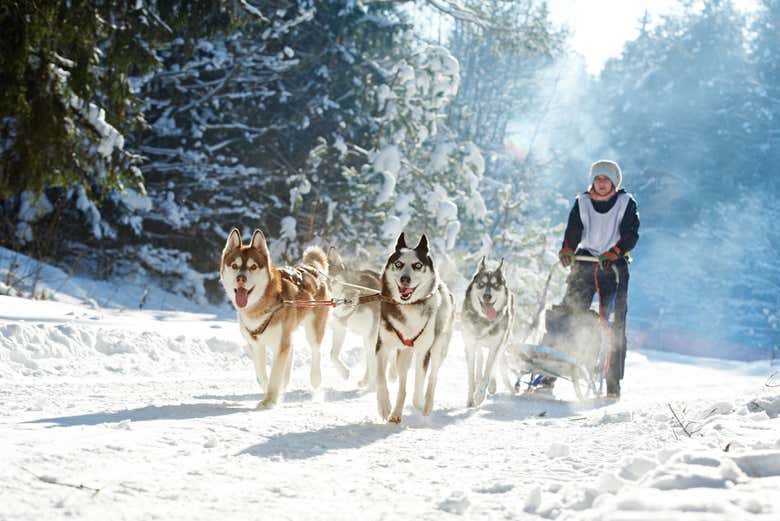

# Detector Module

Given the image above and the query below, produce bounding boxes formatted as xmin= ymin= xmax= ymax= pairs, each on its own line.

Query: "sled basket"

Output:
xmin=507 ymin=304 xmax=604 ymax=399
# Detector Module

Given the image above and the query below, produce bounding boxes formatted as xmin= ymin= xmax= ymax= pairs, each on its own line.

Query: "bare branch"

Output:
xmin=668 ymin=403 xmax=693 ymax=438
xmin=20 ymin=467 xmax=102 ymax=495
xmin=365 ymin=0 xmax=487 ymax=27
xmin=427 ymin=0 xmax=486 ymax=27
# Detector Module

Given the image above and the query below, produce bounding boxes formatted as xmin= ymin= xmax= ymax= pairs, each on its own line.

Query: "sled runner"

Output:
xmin=507 ymin=256 xmax=620 ymax=400
xmin=508 ymin=341 xmax=599 ymax=400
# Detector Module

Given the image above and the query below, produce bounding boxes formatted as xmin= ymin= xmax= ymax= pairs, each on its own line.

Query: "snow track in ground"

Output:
xmin=1 ymin=295 xmax=778 ymax=520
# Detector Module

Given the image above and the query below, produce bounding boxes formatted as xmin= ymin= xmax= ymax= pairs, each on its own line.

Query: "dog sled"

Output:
xmin=507 ymin=256 xmax=620 ymax=400
xmin=509 ymin=339 xmax=600 ymax=400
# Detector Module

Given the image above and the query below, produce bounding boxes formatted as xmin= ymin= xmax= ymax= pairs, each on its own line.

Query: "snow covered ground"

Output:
xmin=1 ymin=289 xmax=779 ymax=520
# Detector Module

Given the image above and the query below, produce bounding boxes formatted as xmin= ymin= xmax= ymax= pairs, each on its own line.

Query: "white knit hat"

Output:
xmin=589 ymin=160 xmax=622 ymax=189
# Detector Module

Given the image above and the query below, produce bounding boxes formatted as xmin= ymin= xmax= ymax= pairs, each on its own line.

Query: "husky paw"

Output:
xmin=257 ymin=397 xmax=277 ymax=409
xmin=360 ymin=382 xmax=377 ymax=392
xmin=388 ymin=411 xmax=402 ymax=423
xmin=422 ymin=400 xmax=433 ymax=416
xmin=466 ymin=397 xmax=476 ymax=408
xmin=472 ymin=390 xmax=486 ymax=406
xmin=358 ymin=379 xmax=377 ymax=392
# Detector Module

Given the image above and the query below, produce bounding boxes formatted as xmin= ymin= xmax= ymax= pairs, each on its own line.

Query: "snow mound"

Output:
xmin=437 ymin=491 xmax=470 ymax=515
xmin=547 ymin=442 xmax=571 ymax=458
xmin=0 ymin=321 xmax=245 ymax=379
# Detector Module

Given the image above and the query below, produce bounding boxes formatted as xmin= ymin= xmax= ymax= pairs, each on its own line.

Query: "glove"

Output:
xmin=559 ymin=247 xmax=575 ymax=267
xmin=598 ymin=247 xmax=621 ymax=270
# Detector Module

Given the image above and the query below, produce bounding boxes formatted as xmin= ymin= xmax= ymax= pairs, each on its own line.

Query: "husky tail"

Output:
xmin=303 ymin=246 xmax=329 ymax=275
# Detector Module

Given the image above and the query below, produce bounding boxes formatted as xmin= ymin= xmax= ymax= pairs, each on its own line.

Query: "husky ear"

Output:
xmin=497 ymin=258 xmax=504 ymax=273
xmin=327 ymin=246 xmax=345 ymax=273
xmin=225 ymin=228 xmax=241 ymax=252
xmin=415 ymin=234 xmax=429 ymax=254
xmin=479 ymin=256 xmax=487 ymax=271
xmin=251 ymin=229 xmax=269 ymax=256
xmin=395 ymin=232 xmax=407 ymax=251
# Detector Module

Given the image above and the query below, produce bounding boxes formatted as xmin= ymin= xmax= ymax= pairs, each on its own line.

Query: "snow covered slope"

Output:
xmin=1 ymin=295 xmax=779 ymax=520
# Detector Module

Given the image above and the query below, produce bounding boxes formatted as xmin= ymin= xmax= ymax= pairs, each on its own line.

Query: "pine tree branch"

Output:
xmin=238 ymin=0 xmax=270 ymax=23
xmin=176 ymin=65 xmax=240 ymax=114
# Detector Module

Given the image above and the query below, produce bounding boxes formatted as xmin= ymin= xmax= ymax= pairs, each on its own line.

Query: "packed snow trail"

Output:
xmin=1 ymin=295 xmax=779 ymax=520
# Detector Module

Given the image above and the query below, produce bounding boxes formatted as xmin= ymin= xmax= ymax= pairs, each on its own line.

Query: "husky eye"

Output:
xmin=394 ymin=261 xmax=403 ymax=269
xmin=412 ymin=262 xmax=423 ymax=270
xmin=477 ymin=281 xmax=485 ymax=288
xmin=231 ymin=263 xmax=239 ymax=270
xmin=249 ymin=264 xmax=258 ymax=271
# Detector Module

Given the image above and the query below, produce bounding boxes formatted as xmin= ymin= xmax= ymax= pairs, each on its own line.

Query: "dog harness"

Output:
xmin=243 ymin=304 xmax=283 ymax=339
xmin=389 ymin=318 xmax=430 ymax=348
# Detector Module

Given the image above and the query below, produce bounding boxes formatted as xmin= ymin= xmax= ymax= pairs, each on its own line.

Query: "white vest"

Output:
xmin=576 ymin=192 xmax=631 ymax=256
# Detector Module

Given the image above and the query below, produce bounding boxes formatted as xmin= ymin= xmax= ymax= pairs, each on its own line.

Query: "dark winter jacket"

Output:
xmin=562 ymin=189 xmax=640 ymax=258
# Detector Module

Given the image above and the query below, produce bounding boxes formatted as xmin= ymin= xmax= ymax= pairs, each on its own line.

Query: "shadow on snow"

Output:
xmin=478 ymin=393 xmax=614 ymax=422
xmin=26 ymin=387 xmax=370 ymax=428
xmin=238 ymin=406 xmax=477 ymax=460
xmin=193 ymin=387 xmax=369 ymax=403
xmin=26 ymin=403 xmax=252 ymax=427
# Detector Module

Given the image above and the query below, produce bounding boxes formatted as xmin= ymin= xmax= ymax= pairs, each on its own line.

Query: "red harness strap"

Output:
xmin=282 ymin=299 xmax=337 ymax=308
xmin=389 ymin=319 xmax=430 ymax=348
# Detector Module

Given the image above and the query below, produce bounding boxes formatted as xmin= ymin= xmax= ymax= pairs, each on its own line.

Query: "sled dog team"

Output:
xmin=220 ymin=229 xmax=512 ymax=423
xmin=220 ymin=160 xmax=638 ymax=421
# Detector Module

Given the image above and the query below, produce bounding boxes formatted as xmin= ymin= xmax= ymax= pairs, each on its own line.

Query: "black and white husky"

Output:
xmin=375 ymin=233 xmax=454 ymax=423
xmin=327 ymin=247 xmax=382 ymax=389
xmin=462 ymin=257 xmax=515 ymax=407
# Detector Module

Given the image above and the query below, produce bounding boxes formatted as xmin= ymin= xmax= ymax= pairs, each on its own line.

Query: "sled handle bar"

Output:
xmin=571 ymin=255 xmax=620 ymax=286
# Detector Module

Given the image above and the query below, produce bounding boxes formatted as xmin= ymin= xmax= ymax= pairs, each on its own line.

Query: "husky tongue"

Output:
xmin=400 ymin=287 xmax=415 ymax=299
xmin=482 ymin=302 xmax=497 ymax=321
xmin=235 ymin=288 xmax=249 ymax=308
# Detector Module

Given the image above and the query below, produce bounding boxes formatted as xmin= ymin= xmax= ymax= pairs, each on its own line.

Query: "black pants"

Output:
xmin=562 ymin=259 xmax=630 ymax=382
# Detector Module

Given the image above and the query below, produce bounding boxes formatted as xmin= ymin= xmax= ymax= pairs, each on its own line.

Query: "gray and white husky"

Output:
xmin=462 ymin=257 xmax=515 ymax=407
xmin=327 ymin=247 xmax=382 ymax=389
xmin=375 ymin=233 xmax=455 ymax=423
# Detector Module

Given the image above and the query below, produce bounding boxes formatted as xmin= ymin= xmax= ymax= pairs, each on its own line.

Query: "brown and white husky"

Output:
xmin=220 ymin=228 xmax=329 ymax=408
xmin=375 ymin=233 xmax=454 ymax=423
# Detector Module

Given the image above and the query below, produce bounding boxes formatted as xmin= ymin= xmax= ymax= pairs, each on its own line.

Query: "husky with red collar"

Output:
xmin=462 ymin=257 xmax=515 ymax=407
xmin=375 ymin=232 xmax=454 ymax=423
xmin=219 ymin=228 xmax=330 ymax=409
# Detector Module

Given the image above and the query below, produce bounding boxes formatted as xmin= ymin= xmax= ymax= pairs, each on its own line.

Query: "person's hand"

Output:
xmin=559 ymin=247 xmax=575 ymax=267
xmin=598 ymin=247 xmax=620 ymax=270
